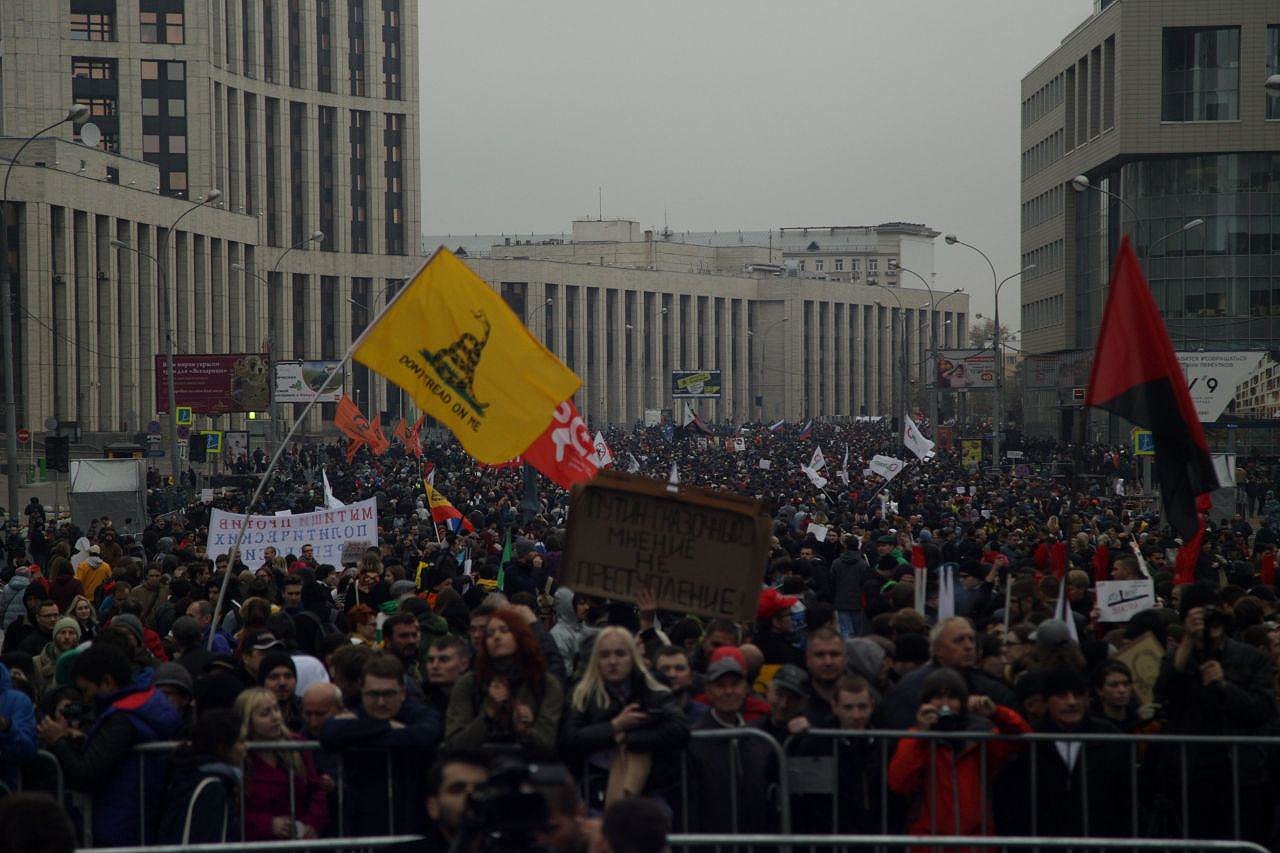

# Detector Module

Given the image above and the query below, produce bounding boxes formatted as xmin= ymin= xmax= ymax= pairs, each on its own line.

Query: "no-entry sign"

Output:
xmin=16 ymin=429 xmax=30 ymax=444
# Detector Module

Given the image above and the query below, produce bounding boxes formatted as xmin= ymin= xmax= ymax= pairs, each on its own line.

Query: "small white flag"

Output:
xmin=808 ymin=447 xmax=827 ymax=472
xmin=592 ymin=431 xmax=614 ymax=468
xmin=937 ymin=564 xmax=955 ymax=621
xmin=626 ymin=453 xmax=641 ymax=474
xmin=1053 ymin=576 xmax=1081 ymax=643
xmin=322 ymin=469 xmax=345 ymax=510
xmin=837 ymin=445 xmax=850 ymax=485
xmin=667 ymin=461 xmax=680 ymax=491
xmin=800 ymin=464 xmax=828 ymax=490
xmin=869 ymin=455 xmax=907 ymax=482
xmin=903 ymin=416 xmax=936 ymax=462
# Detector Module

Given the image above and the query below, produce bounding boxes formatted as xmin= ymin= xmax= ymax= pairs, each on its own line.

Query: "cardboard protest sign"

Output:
xmin=1096 ymin=579 xmax=1156 ymax=622
xmin=759 ymin=459 xmax=772 ymax=470
xmin=561 ymin=470 xmax=771 ymax=622
xmin=1114 ymin=631 xmax=1163 ymax=706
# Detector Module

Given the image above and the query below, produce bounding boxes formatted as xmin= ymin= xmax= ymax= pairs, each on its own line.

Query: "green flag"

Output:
xmin=498 ymin=531 xmax=512 ymax=591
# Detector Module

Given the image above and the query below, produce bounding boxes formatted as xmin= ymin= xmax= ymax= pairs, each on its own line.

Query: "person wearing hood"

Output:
xmin=97 ymin=529 xmax=124 ymax=570
xmin=74 ymin=544 xmax=112 ymax=605
xmin=70 ymin=537 xmax=92 ymax=571
xmin=38 ymin=643 xmax=183 ymax=846
xmin=0 ymin=566 xmax=33 ymax=633
xmin=157 ymin=708 xmax=245 ymax=843
xmin=45 ymin=542 xmax=72 ymax=590
xmin=48 ymin=563 xmax=84 ymax=615
xmin=550 ymin=587 xmax=595 ymax=675
xmin=831 ymin=534 xmax=870 ymax=638
xmin=888 ymin=667 xmax=1029 ymax=841
xmin=0 ymin=661 xmax=37 ymax=791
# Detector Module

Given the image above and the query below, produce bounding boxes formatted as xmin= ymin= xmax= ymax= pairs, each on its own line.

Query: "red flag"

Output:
xmin=367 ymin=413 xmax=391 ymax=456
xmin=1173 ymin=493 xmax=1213 ymax=584
xmin=392 ymin=417 xmax=409 ymax=445
xmin=405 ymin=415 xmax=425 ymax=459
xmin=335 ymin=395 xmax=391 ymax=461
xmin=523 ymin=398 xmax=601 ymax=490
xmin=1092 ymin=542 xmax=1110 ymax=584
xmin=1085 ymin=236 xmax=1217 ymax=538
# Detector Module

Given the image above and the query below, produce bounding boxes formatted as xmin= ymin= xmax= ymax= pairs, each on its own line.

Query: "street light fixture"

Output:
xmin=1148 ymin=218 xmax=1206 ymax=257
xmin=1266 ymin=74 xmax=1280 ymax=93
xmin=263 ymin=231 xmax=325 ymax=450
xmin=945 ymin=232 xmax=1033 ymax=470
xmin=0 ymin=105 xmax=89 ymax=516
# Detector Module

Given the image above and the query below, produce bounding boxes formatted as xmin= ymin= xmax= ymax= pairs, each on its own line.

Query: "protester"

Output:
xmin=157 ymin=708 xmax=245 ymax=842
xmin=235 ymin=687 xmax=328 ymax=840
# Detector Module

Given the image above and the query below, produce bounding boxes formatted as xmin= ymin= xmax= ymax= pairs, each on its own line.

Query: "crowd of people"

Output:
xmin=2 ymin=417 xmax=1280 ymax=851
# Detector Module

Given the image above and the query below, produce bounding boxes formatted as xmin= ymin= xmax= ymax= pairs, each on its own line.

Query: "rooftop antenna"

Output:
xmin=597 ymin=186 xmax=603 ymax=221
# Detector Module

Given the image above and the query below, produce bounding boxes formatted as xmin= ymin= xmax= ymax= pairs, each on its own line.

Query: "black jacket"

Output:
xmin=881 ymin=662 xmax=1017 ymax=730
xmin=157 ymin=753 xmax=241 ymax=843
xmin=1001 ymin=715 xmax=1131 ymax=838
xmin=831 ymin=549 xmax=868 ymax=611
xmin=560 ymin=671 xmax=690 ymax=805
xmin=320 ymin=699 xmax=443 ymax=835
xmin=686 ymin=713 xmax=779 ymax=833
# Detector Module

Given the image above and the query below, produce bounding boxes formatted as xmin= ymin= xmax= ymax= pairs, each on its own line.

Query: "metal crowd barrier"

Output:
xmin=677 ymin=727 xmax=792 ymax=835
xmin=772 ymin=728 xmax=1278 ymax=844
xmin=83 ymin=838 xmax=424 ymax=853
xmin=667 ymin=835 xmax=1270 ymax=852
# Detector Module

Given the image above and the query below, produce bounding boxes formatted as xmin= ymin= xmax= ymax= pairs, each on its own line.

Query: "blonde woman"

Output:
xmin=561 ymin=625 xmax=690 ymax=807
xmin=65 ymin=595 xmax=99 ymax=640
xmin=234 ymin=687 xmax=328 ymax=840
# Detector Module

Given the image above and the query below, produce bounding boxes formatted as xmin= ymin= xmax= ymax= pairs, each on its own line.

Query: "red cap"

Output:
xmin=756 ymin=587 xmax=798 ymax=622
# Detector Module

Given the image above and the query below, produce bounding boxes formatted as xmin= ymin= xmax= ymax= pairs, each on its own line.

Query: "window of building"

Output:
xmin=169 ymin=171 xmax=187 ymax=191
xmin=263 ymin=0 xmax=275 ymax=83
xmin=318 ymin=106 xmax=336 ymax=252
xmin=72 ymin=58 xmax=114 ymax=79
xmin=1162 ymin=27 xmax=1240 ymax=121
xmin=868 ymin=258 xmax=879 ymax=270
xmin=316 ymin=0 xmax=333 ymax=92
xmin=168 ymin=136 xmax=186 ymax=153
xmin=70 ymin=12 xmax=114 ymax=41
xmin=834 ymin=259 xmax=844 ymax=271
xmin=141 ymin=59 xmax=188 ymax=196
xmin=349 ymin=109 xmax=369 ymax=253
xmin=142 ymin=60 xmax=159 ymax=80
xmin=815 ymin=259 xmax=824 ymax=272
xmin=1268 ymin=26 xmax=1279 ymax=120
xmin=141 ymin=11 xmax=158 ymax=42
xmin=349 ymin=0 xmax=366 ymax=97
xmin=143 ymin=134 xmax=161 ymax=153
xmin=142 ymin=98 xmax=160 ymax=116
xmin=140 ymin=1 xmax=184 ymax=44
xmin=850 ymin=258 xmax=860 ymax=271
xmin=383 ymin=113 xmax=405 ymax=254
xmin=382 ymin=0 xmax=402 ymax=99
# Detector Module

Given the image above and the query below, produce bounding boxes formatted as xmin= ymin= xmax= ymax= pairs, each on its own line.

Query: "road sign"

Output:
xmin=147 ymin=420 xmax=161 ymax=434
xmin=1072 ymin=387 xmax=1086 ymax=402
xmin=145 ymin=449 xmax=165 ymax=458
xmin=1132 ymin=428 xmax=1155 ymax=456
xmin=16 ymin=429 xmax=29 ymax=444
xmin=175 ymin=406 xmax=193 ymax=426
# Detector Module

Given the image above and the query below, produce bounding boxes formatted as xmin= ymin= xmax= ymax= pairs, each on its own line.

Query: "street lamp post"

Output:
xmin=262 ymin=231 xmax=324 ymax=449
xmin=897 ymin=262 xmax=964 ymax=427
xmin=945 ymin=234 xmax=1033 ymax=471
xmin=0 ymin=104 xmax=88 ymax=517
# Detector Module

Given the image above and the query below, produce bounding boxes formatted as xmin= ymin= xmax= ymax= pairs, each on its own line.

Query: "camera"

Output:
xmin=450 ymin=757 xmax=573 ymax=853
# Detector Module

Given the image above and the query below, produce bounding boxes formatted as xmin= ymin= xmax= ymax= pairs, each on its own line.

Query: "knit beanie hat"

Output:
xmin=53 ymin=617 xmax=81 ymax=641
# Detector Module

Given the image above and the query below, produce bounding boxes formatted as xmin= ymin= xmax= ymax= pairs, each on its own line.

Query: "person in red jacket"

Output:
xmin=888 ymin=667 xmax=1029 ymax=846
xmin=234 ymin=687 xmax=328 ymax=840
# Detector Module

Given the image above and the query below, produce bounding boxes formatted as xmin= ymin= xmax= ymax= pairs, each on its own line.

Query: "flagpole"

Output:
xmin=207 ymin=332 xmax=368 ymax=649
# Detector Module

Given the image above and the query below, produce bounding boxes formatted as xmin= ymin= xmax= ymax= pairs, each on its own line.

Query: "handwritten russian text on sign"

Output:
xmin=1096 ymin=579 xmax=1156 ymax=622
xmin=561 ymin=471 xmax=770 ymax=622
xmin=206 ymin=498 xmax=379 ymax=567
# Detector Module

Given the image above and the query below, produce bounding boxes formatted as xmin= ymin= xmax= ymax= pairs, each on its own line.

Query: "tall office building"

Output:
xmin=1019 ymin=0 xmax=1280 ymax=441
xmin=0 ymin=0 xmax=420 ymax=446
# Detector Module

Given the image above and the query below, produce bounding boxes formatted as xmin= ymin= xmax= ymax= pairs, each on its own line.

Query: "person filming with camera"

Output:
xmin=1156 ymin=583 xmax=1276 ymax=844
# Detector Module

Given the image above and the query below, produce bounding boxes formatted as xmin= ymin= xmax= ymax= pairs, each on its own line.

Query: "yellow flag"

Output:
xmin=352 ymin=248 xmax=580 ymax=462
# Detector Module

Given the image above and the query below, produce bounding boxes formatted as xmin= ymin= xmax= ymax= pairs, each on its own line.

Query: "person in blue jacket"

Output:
xmin=0 ymin=661 xmax=37 ymax=791
xmin=37 ymin=643 xmax=182 ymax=846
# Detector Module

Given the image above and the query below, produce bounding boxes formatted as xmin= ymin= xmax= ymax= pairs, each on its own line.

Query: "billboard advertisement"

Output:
xmin=671 ymin=370 xmax=722 ymax=399
xmin=274 ymin=360 xmax=345 ymax=404
xmin=155 ymin=354 xmax=271 ymax=414
xmin=1176 ymin=351 xmax=1268 ymax=422
xmin=935 ymin=350 xmax=995 ymax=389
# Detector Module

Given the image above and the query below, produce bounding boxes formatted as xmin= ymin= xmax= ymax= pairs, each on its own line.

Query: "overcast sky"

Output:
xmin=420 ymin=0 xmax=1096 ymax=327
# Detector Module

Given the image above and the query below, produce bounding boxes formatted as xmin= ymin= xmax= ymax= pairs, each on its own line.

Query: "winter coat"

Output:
xmin=831 ymin=549 xmax=868 ymax=611
xmin=46 ymin=683 xmax=184 ymax=846
xmin=881 ymin=662 xmax=1018 ymax=731
xmin=686 ymin=713 xmax=780 ymax=833
xmin=0 ymin=575 xmax=29 ymax=631
xmin=157 ymin=754 xmax=241 ymax=843
xmin=320 ymin=699 xmax=443 ymax=835
xmin=49 ymin=573 xmax=83 ymax=613
xmin=0 ymin=663 xmax=36 ymax=791
xmin=242 ymin=739 xmax=329 ymax=840
xmin=445 ymin=669 xmax=564 ymax=759
xmin=561 ymin=670 xmax=691 ymax=804
xmin=1001 ymin=715 xmax=1130 ymax=838
xmin=887 ymin=705 xmax=1030 ymax=839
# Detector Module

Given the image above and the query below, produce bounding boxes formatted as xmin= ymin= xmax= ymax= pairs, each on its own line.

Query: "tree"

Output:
xmin=967 ymin=318 xmax=1012 ymax=350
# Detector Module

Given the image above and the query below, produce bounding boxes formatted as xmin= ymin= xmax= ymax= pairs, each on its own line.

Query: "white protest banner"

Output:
xmin=869 ymin=455 xmax=906 ymax=482
xmin=1096 ymin=579 xmax=1156 ymax=622
xmin=807 ymin=523 xmax=829 ymax=542
xmin=200 ymin=488 xmax=214 ymax=504
xmin=732 ymin=437 xmax=746 ymax=452
xmin=903 ymin=416 xmax=936 ymax=461
xmin=758 ymin=459 xmax=773 ymax=470
xmin=808 ymin=447 xmax=827 ymax=472
xmin=208 ymin=498 xmax=379 ymax=567
xmin=800 ymin=464 xmax=829 ymax=489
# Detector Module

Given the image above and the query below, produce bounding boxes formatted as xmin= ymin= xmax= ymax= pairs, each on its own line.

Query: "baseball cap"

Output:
xmin=877 ymin=535 xmax=897 ymax=545
xmin=706 ymin=645 xmax=747 ymax=682
xmin=771 ymin=664 xmax=810 ymax=696
xmin=1031 ymin=619 xmax=1074 ymax=651
xmin=247 ymin=630 xmax=285 ymax=652
xmin=756 ymin=588 xmax=799 ymax=622
xmin=153 ymin=662 xmax=194 ymax=696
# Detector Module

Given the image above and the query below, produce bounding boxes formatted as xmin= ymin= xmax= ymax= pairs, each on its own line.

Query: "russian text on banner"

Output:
xmin=352 ymin=248 xmax=581 ymax=463
xmin=207 ymin=498 xmax=379 ymax=567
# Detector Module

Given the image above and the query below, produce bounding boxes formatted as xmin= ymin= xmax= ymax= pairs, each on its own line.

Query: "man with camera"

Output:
xmin=1156 ymin=583 xmax=1276 ymax=844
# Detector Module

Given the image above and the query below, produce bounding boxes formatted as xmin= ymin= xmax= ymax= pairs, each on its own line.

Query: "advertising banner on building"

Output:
xmin=206 ymin=497 xmax=379 ymax=567
xmin=935 ymin=350 xmax=995 ymax=389
xmin=961 ymin=439 xmax=983 ymax=469
xmin=155 ymin=354 xmax=271 ymax=414
xmin=274 ymin=360 xmax=346 ymax=404
xmin=671 ymin=370 xmax=722 ymax=399
xmin=1176 ymin=351 xmax=1267 ymax=422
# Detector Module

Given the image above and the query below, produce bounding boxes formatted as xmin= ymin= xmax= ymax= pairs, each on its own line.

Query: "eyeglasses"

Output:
xmin=362 ymin=688 xmax=400 ymax=702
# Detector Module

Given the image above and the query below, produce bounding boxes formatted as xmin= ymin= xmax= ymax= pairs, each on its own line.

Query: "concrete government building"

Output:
xmin=0 ymin=0 xmax=420 ymax=449
xmin=1020 ymin=0 xmax=1280 ymax=444
xmin=432 ymin=219 xmax=969 ymax=428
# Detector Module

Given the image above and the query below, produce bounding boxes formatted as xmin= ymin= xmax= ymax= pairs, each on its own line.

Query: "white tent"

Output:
xmin=69 ymin=459 xmax=148 ymax=534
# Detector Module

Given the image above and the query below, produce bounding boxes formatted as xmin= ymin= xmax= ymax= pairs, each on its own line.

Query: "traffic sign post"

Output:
xmin=16 ymin=428 xmax=29 ymax=444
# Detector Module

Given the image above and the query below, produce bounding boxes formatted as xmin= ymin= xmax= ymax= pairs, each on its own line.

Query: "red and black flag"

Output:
xmin=1085 ymin=235 xmax=1218 ymax=539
